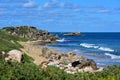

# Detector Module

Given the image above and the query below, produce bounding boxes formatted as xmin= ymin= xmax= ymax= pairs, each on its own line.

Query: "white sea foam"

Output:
xmin=105 ymin=53 xmax=120 ymax=59
xmin=80 ymin=43 xmax=99 ymax=49
xmin=80 ymin=43 xmax=114 ymax=52
xmin=99 ymin=47 xmax=114 ymax=52
xmin=56 ymin=38 xmax=66 ymax=42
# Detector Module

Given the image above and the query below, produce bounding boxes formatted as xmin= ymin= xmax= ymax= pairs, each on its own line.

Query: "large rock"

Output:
xmin=71 ymin=59 xmax=98 ymax=70
xmin=5 ymin=49 xmax=24 ymax=63
xmin=67 ymin=52 xmax=85 ymax=62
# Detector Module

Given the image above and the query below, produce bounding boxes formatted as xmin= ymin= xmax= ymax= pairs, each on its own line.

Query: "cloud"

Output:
xmin=41 ymin=1 xmax=78 ymax=9
xmin=97 ymin=10 xmax=112 ymax=13
xmin=38 ymin=0 xmax=104 ymax=14
xmin=0 ymin=0 xmax=27 ymax=3
xmin=0 ymin=4 xmax=17 ymax=10
xmin=23 ymin=0 xmax=37 ymax=8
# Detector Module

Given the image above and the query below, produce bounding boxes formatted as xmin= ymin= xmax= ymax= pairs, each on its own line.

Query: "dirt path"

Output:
xmin=19 ymin=42 xmax=48 ymax=65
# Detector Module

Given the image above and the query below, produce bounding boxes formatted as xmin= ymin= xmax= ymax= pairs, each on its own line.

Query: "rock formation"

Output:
xmin=40 ymin=50 xmax=102 ymax=73
xmin=2 ymin=26 xmax=59 ymax=41
xmin=63 ymin=32 xmax=82 ymax=36
xmin=5 ymin=49 xmax=24 ymax=63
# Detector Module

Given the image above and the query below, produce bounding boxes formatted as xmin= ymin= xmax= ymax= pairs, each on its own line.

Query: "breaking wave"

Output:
xmin=56 ymin=38 xmax=66 ymax=42
xmin=80 ymin=43 xmax=99 ymax=48
xmin=80 ymin=43 xmax=114 ymax=52
xmin=105 ymin=53 xmax=120 ymax=59
xmin=98 ymin=47 xmax=114 ymax=52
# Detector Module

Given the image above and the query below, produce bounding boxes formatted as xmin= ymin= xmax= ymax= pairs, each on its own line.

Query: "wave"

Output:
xmin=56 ymin=38 xmax=66 ymax=42
xmin=105 ymin=53 xmax=120 ymax=59
xmin=98 ymin=47 xmax=114 ymax=52
xmin=80 ymin=43 xmax=114 ymax=52
xmin=80 ymin=43 xmax=99 ymax=48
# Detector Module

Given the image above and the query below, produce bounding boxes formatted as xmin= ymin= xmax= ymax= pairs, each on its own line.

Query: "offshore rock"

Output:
xmin=63 ymin=32 xmax=82 ymax=36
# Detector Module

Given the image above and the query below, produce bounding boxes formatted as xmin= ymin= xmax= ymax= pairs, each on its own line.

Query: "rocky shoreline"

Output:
xmin=19 ymin=41 xmax=103 ymax=74
xmin=2 ymin=26 xmax=102 ymax=74
xmin=1 ymin=26 xmax=103 ymax=74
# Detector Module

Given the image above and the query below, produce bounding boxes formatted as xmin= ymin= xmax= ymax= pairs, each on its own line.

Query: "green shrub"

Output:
xmin=0 ymin=59 xmax=120 ymax=80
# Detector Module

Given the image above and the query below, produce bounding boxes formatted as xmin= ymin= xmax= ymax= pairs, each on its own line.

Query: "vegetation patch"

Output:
xmin=0 ymin=60 xmax=120 ymax=80
xmin=0 ymin=30 xmax=27 ymax=51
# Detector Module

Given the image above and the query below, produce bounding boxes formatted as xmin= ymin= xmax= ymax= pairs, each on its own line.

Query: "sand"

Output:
xmin=19 ymin=41 xmax=63 ymax=65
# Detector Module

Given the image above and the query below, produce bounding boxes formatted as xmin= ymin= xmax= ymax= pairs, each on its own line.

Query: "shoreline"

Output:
xmin=19 ymin=41 xmax=103 ymax=73
xmin=19 ymin=41 xmax=64 ymax=65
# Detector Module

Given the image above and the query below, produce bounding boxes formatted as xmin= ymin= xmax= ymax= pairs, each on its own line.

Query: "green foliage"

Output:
xmin=23 ymin=53 xmax=34 ymax=63
xmin=0 ymin=59 xmax=120 ymax=80
xmin=0 ymin=30 xmax=28 ymax=51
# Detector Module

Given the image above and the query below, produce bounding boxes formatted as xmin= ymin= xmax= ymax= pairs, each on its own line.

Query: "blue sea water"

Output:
xmin=46 ymin=32 xmax=120 ymax=67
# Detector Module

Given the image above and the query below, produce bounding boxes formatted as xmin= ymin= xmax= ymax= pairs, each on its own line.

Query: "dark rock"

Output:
xmin=57 ymin=55 xmax=61 ymax=60
xmin=71 ymin=61 xmax=80 ymax=67
xmin=71 ymin=59 xmax=98 ymax=70
xmin=78 ymin=59 xmax=98 ymax=70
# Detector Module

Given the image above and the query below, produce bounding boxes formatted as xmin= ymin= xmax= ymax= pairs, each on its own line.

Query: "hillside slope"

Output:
xmin=0 ymin=30 xmax=27 ymax=51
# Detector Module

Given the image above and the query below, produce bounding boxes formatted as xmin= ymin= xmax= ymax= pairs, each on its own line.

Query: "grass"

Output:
xmin=0 ymin=30 xmax=28 ymax=51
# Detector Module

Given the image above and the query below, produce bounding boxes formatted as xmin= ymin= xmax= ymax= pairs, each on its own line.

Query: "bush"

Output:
xmin=0 ymin=59 xmax=120 ymax=80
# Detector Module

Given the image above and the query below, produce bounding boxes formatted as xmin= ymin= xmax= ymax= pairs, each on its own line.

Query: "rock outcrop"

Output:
xmin=5 ymin=49 xmax=24 ymax=63
xmin=2 ymin=26 xmax=59 ymax=41
xmin=40 ymin=49 xmax=102 ymax=73
xmin=63 ymin=32 xmax=82 ymax=36
xmin=71 ymin=59 xmax=98 ymax=70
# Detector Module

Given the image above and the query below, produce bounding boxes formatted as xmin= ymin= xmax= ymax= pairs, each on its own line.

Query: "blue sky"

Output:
xmin=0 ymin=0 xmax=120 ymax=32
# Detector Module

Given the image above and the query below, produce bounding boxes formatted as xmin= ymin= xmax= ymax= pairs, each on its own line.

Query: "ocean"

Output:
xmin=46 ymin=32 xmax=120 ymax=67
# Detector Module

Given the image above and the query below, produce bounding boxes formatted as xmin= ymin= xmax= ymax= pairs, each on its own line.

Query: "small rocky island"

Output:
xmin=63 ymin=32 xmax=82 ymax=36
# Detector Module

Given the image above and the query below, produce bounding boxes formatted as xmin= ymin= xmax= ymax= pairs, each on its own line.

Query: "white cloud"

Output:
xmin=97 ymin=10 xmax=111 ymax=13
xmin=23 ymin=0 xmax=37 ymax=8
xmin=0 ymin=0 xmax=27 ymax=3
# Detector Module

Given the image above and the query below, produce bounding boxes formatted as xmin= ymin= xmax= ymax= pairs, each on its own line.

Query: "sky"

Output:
xmin=0 ymin=0 xmax=120 ymax=32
